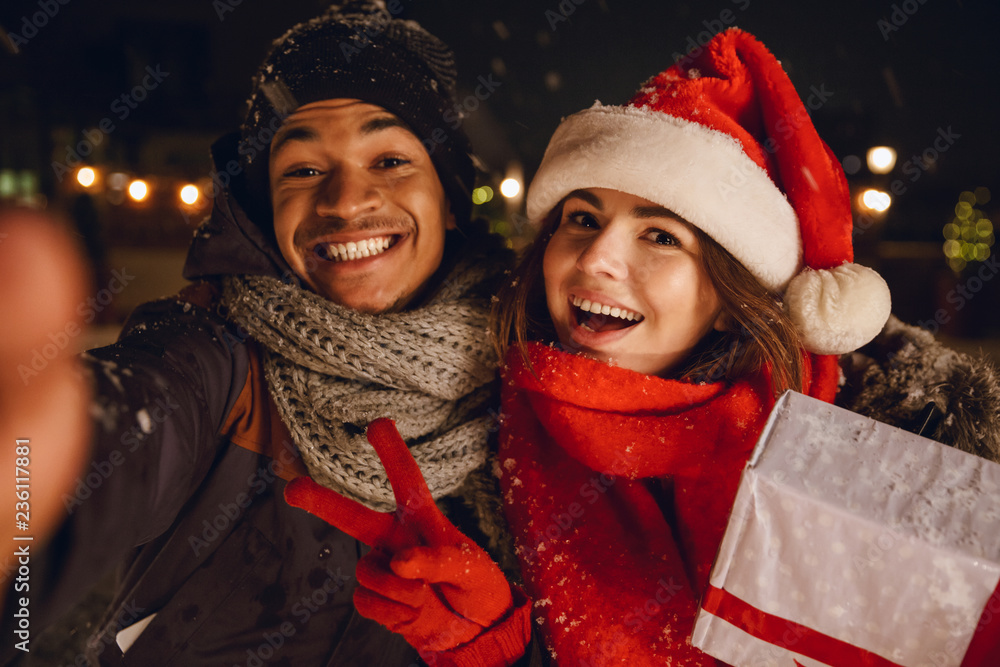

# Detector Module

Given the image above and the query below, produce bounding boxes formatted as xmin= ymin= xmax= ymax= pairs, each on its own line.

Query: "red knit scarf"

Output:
xmin=497 ymin=343 xmax=781 ymax=665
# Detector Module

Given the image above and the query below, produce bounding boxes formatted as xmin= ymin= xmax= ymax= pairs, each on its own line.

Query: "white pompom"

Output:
xmin=784 ymin=263 xmax=892 ymax=355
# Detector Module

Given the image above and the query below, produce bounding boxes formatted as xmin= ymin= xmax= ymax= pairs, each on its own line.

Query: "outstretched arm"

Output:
xmin=0 ymin=210 xmax=93 ymax=609
xmin=0 ymin=208 xmax=246 ymax=636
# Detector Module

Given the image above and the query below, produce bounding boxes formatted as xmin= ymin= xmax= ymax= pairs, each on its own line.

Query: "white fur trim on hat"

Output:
xmin=526 ymin=103 xmax=802 ymax=292
xmin=784 ymin=263 xmax=892 ymax=355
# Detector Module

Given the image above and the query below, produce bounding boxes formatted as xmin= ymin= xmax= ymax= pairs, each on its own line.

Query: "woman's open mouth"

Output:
xmin=571 ymin=295 xmax=643 ymax=333
xmin=314 ymin=235 xmax=399 ymax=262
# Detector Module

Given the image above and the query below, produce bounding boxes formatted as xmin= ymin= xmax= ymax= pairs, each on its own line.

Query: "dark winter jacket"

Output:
xmin=838 ymin=314 xmax=1000 ymax=463
xmin=1 ymin=134 xmax=530 ymax=667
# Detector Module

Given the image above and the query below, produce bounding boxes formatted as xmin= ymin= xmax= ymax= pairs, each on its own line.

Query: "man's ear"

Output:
xmin=444 ymin=204 xmax=457 ymax=231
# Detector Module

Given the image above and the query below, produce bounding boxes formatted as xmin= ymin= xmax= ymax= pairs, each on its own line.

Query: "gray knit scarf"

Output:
xmin=221 ymin=254 xmax=501 ymax=511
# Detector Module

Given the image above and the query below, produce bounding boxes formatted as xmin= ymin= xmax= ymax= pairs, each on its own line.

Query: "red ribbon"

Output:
xmin=960 ymin=579 xmax=1000 ymax=667
xmin=701 ymin=585 xmax=906 ymax=667
xmin=703 ymin=576 xmax=1000 ymax=666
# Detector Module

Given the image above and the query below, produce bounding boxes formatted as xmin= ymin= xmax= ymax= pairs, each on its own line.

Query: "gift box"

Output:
xmin=691 ymin=391 xmax=1000 ymax=667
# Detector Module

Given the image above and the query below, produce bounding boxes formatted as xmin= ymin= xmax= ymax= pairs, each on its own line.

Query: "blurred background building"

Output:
xmin=1 ymin=0 xmax=998 ymax=358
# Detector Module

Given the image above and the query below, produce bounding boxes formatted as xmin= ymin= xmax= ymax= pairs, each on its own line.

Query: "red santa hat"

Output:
xmin=527 ymin=28 xmax=891 ymax=358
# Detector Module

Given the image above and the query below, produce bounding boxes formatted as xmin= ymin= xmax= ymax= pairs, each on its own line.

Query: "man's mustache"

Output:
xmin=294 ymin=215 xmax=416 ymax=248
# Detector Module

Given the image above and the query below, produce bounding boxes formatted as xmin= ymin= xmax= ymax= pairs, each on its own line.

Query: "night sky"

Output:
xmin=2 ymin=0 xmax=999 ymax=334
xmin=3 ymin=0 xmax=997 ymax=184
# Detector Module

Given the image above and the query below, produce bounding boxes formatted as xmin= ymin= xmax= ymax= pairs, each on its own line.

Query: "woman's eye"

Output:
xmin=566 ymin=211 xmax=599 ymax=229
xmin=648 ymin=229 xmax=679 ymax=246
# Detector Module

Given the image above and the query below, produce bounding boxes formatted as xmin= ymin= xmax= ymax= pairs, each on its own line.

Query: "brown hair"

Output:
xmin=489 ymin=202 xmax=803 ymax=397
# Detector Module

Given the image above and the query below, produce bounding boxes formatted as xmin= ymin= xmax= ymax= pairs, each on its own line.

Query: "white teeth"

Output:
xmin=319 ymin=236 xmax=394 ymax=262
xmin=571 ymin=296 xmax=643 ymax=322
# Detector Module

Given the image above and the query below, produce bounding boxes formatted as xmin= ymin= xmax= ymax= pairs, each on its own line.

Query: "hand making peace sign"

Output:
xmin=284 ymin=418 xmax=531 ymax=666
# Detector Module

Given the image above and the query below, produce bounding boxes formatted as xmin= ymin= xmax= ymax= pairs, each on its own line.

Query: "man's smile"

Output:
xmin=315 ymin=235 xmax=399 ymax=262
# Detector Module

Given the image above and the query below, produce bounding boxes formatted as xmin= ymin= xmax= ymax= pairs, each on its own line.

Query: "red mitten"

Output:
xmin=284 ymin=418 xmax=530 ymax=665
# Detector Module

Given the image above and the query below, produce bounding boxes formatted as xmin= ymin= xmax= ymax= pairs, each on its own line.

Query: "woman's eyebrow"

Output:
xmin=632 ymin=204 xmax=688 ymax=223
xmin=565 ymin=189 xmax=603 ymax=209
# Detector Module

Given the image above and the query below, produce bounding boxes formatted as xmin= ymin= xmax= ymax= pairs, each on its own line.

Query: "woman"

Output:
xmin=489 ymin=27 xmax=892 ymax=664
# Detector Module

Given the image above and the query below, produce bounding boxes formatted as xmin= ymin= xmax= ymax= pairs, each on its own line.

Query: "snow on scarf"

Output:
xmin=497 ymin=343 xmax=779 ymax=665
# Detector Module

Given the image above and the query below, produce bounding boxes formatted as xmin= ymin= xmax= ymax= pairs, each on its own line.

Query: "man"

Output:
xmin=0 ymin=2 xmax=532 ymax=664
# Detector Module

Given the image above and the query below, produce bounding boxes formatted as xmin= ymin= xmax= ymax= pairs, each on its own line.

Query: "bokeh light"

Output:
xmin=107 ymin=172 xmax=128 ymax=191
xmin=500 ymin=178 xmax=521 ymax=198
xmin=943 ymin=189 xmax=993 ymax=272
xmin=861 ymin=189 xmax=891 ymax=212
xmin=866 ymin=146 xmax=897 ymax=174
xmin=76 ymin=167 xmax=97 ymax=188
xmin=472 ymin=185 xmax=494 ymax=206
xmin=180 ymin=184 xmax=200 ymax=206
xmin=128 ymin=179 xmax=149 ymax=202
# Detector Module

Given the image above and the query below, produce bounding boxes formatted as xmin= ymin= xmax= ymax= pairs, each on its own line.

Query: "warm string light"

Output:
xmin=128 ymin=179 xmax=149 ymax=202
xmin=861 ymin=189 xmax=891 ymax=213
xmin=60 ymin=166 xmax=212 ymax=216
xmin=179 ymin=184 xmax=200 ymax=205
xmin=866 ymin=146 xmax=897 ymax=174
xmin=500 ymin=178 xmax=521 ymax=198
xmin=76 ymin=167 xmax=97 ymax=187
xmin=64 ymin=162 xmax=524 ymax=219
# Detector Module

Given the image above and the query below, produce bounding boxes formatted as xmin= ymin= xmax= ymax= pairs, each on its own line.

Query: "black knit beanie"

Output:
xmin=239 ymin=0 xmax=475 ymax=222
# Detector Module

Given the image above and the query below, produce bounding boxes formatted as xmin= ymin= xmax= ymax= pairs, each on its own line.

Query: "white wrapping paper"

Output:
xmin=691 ymin=391 xmax=1000 ymax=667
